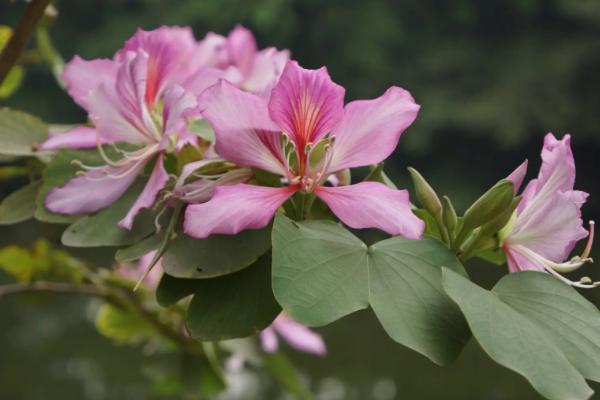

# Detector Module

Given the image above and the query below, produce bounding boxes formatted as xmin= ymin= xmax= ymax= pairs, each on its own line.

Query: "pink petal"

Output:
xmin=118 ymin=155 xmax=169 ymax=230
xmin=195 ymin=32 xmax=228 ymax=68
xmin=315 ymin=182 xmax=425 ymax=239
xmin=45 ymin=159 xmax=147 ymax=215
xmin=272 ymin=314 xmax=326 ymax=356
xmin=505 ymin=160 xmax=528 ymax=194
xmin=505 ymin=247 xmax=546 ymax=273
xmin=518 ymin=133 xmax=576 ymax=214
xmin=183 ymin=183 xmax=296 ymax=238
xmin=242 ymin=47 xmax=290 ymax=96
xmin=328 ymin=86 xmax=420 ymax=171
xmin=62 ymin=56 xmax=118 ymax=109
xmin=507 ymin=190 xmax=589 ymax=263
xmin=161 ymin=84 xmax=198 ymax=135
xmin=226 ymin=25 xmax=257 ymax=76
xmin=117 ymin=26 xmax=199 ymax=103
xmin=268 ymin=61 xmax=345 ymax=148
xmin=198 ymin=80 xmax=287 ymax=175
xmin=38 ymin=126 xmax=101 ymax=150
xmin=183 ymin=66 xmax=243 ymax=96
xmin=260 ymin=327 xmax=279 ymax=353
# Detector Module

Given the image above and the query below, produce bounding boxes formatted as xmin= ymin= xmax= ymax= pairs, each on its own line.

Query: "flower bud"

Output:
xmin=463 ymin=179 xmax=514 ymax=230
xmin=442 ymin=195 xmax=458 ymax=235
xmin=481 ymin=196 xmax=521 ymax=237
xmin=408 ymin=167 xmax=442 ymax=220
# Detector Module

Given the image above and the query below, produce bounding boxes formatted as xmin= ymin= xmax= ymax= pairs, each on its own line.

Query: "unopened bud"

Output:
xmin=442 ymin=196 xmax=458 ymax=235
xmin=481 ymin=196 xmax=521 ymax=236
xmin=463 ymin=179 xmax=514 ymax=230
xmin=408 ymin=167 xmax=442 ymax=220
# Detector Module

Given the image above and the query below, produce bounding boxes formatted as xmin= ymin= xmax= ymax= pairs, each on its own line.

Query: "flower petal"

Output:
xmin=268 ymin=61 xmax=344 ymax=147
xmin=242 ymin=47 xmax=290 ymax=96
xmin=184 ymin=184 xmax=296 ymax=238
xmin=198 ymin=80 xmax=287 ymax=175
xmin=328 ymin=86 xmax=420 ymax=171
xmin=45 ymin=159 xmax=146 ymax=215
xmin=226 ymin=25 xmax=257 ymax=76
xmin=117 ymin=26 xmax=199 ymax=103
xmin=315 ymin=182 xmax=425 ymax=239
xmin=162 ymin=84 xmax=198 ymax=136
xmin=272 ymin=314 xmax=326 ymax=356
xmin=507 ymin=190 xmax=589 ymax=262
xmin=62 ymin=56 xmax=118 ymax=109
xmin=505 ymin=160 xmax=528 ymax=194
xmin=118 ymin=155 xmax=169 ymax=230
xmin=260 ymin=327 xmax=279 ymax=353
xmin=38 ymin=126 xmax=102 ymax=151
xmin=518 ymin=133 xmax=576 ymax=215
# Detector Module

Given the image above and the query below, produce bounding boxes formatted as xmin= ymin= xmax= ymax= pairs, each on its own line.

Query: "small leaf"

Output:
xmin=186 ymin=253 xmax=281 ymax=340
xmin=0 ymin=66 xmax=24 ymax=98
xmin=442 ymin=269 xmax=594 ymax=400
xmin=0 ymin=108 xmax=48 ymax=156
xmin=162 ymin=225 xmax=271 ymax=278
xmin=114 ymin=233 xmax=163 ymax=263
xmin=272 ymin=214 xmax=469 ymax=365
xmin=0 ymin=181 xmax=41 ymax=225
xmin=61 ymin=181 xmax=157 ymax=247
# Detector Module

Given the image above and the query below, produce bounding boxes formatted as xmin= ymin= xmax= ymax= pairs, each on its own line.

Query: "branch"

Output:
xmin=0 ymin=281 xmax=111 ymax=299
xmin=0 ymin=0 xmax=51 ymax=83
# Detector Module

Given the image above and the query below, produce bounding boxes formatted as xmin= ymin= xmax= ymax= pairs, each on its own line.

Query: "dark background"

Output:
xmin=1 ymin=0 xmax=599 ymax=398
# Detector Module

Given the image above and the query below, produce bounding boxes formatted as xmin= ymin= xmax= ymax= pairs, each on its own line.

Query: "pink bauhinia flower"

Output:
xmin=260 ymin=313 xmax=326 ymax=356
xmin=184 ymin=61 xmax=425 ymax=239
xmin=502 ymin=133 xmax=596 ymax=288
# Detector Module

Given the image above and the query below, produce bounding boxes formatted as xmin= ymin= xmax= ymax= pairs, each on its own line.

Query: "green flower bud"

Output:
xmin=408 ymin=167 xmax=442 ymax=220
xmin=462 ymin=179 xmax=514 ymax=230
xmin=442 ymin=196 xmax=458 ymax=235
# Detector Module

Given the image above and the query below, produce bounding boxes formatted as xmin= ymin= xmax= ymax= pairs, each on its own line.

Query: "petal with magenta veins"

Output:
xmin=198 ymin=80 xmax=287 ymax=176
xmin=45 ymin=158 xmax=147 ymax=215
xmin=315 ymin=182 xmax=425 ymax=239
xmin=327 ymin=86 xmax=420 ymax=172
xmin=118 ymin=154 xmax=169 ymax=230
xmin=268 ymin=61 xmax=344 ymax=147
xmin=184 ymin=183 xmax=296 ymax=238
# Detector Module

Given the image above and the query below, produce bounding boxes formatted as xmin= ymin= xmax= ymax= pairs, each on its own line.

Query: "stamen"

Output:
xmin=581 ymin=220 xmax=595 ymax=259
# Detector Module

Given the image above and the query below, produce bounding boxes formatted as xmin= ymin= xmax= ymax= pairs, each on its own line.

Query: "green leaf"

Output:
xmin=162 ymin=225 xmax=271 ymax=278
xmin=95 ymin=304 xmax=156 ymax=344
xmin=264 ymin=353 xmax=312 ymax=399
xmin=442 ymin=269 xmax=595 ymax=400
xmin=114 ymin=232 xmax=163 ymax=263
xmin=35 ymin=149 xmax=102 ymax=224
xmin=61 ymin=181 xmax=156 ymax=247
xmin=272 ymin=214 xmax=469 ymax=365
xmin=155 ymin=273 xmax=198 ymax=307
xmin=0 ymin=181 xmax=41 ymax=225
xmin=0 ymin=108 xmax=48 ymax=156
xmin=186 ymin=253 xmax=281 ymax=340
xmin=0 ymin=66 xmax=24 ymax=98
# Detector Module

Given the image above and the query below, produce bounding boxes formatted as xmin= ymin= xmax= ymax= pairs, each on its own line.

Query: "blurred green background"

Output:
xmin=1 ymin=0 xmax=599 ymax=399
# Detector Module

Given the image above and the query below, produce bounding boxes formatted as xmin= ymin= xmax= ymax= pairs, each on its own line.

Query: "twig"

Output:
xmin=0 ymin=0 xmax=51 ymax=83
xmin=0 ymin=281 xmax=111 ymax=300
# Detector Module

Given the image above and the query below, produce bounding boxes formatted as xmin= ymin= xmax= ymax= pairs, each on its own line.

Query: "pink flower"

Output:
xmin=260 ymin=313 xmax=326 ymax=356
xmin=44 ymin=28 xmax=203 ymax=229
xmin=184 ymin=61 xmax=424 ymax=239
xmin=502 ymin=133 xmax=596 ymax=288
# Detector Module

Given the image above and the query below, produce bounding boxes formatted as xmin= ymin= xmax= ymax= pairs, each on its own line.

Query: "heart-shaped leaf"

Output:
xmin=442 ymin=269 xmax=596 ymax=400
xmin=157 ymin=253 xmax=281 ymax=340
xmin=272 ymin=214 xmax=469 ymax=365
